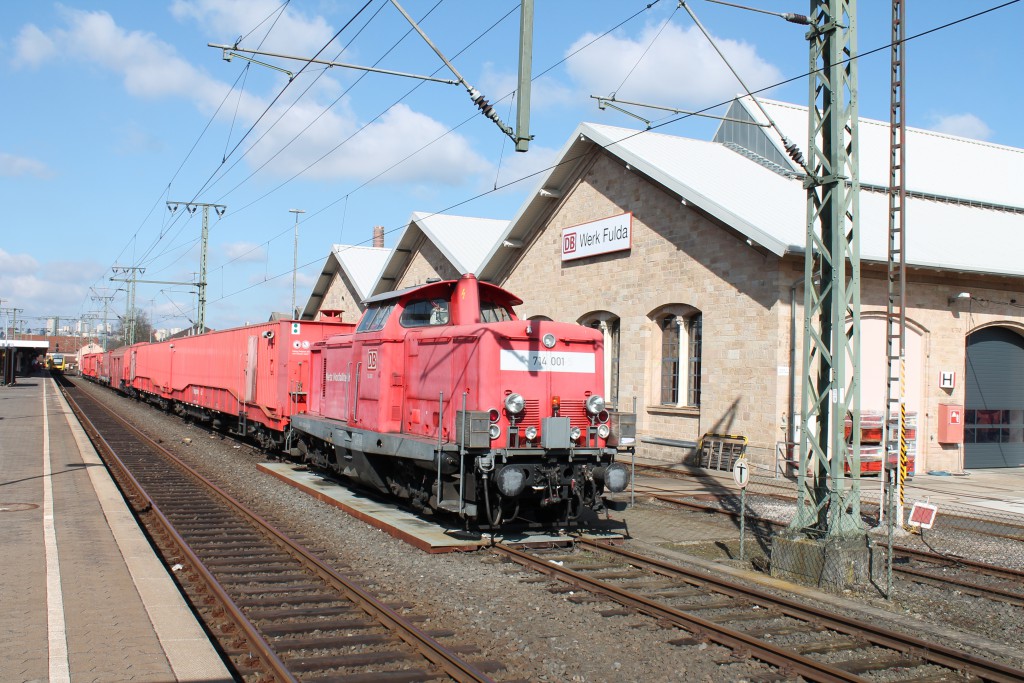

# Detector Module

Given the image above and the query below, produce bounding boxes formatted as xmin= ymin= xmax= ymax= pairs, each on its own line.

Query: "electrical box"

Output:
xmin=456 ymin=410 xmax=491 ymax=449
xmin=541 ymin=417 xmax=572 ymax=449
xmin=937 ymin=403 xmax=964 ymax=444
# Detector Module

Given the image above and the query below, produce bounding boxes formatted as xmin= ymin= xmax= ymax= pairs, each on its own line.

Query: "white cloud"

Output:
xmin=0 ymin=152 xmax=54 ymax=178
xmin=222 ymin=241 xmax=266 ymax=262
xmin=0 ymin=250 xmax=105 ymax=318
xmin=247 ymin=101 xmax=490 ymax=185
xmin=477 ymin=62 xmax=576 ymax=111
xmin=929 ymin=113 xmax=993 ymax=141
xmin=493 ymin=143 xmax=562 ymax=194
xmin=0 ymin=248 xmax=40 ymax=275
xmin=170 ymin=0 xmax=337 ymax=56
xmin=565 ymin=22 xmax=782 ymax=109
xmin=17 ymin=8 xmax=488 ymax=187
xmin=11 ymin=24 xmax=56 ymax=67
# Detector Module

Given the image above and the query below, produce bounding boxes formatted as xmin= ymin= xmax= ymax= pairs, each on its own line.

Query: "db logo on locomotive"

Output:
xmin=366 ymin=349 xmax=378 ymax=370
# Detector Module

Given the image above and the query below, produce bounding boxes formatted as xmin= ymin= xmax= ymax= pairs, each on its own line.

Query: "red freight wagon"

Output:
xmin=107 ymin=344 xmax=136 ymax=390
xmin=79 ymin=351 xmax=100 ymax=380
xmin=126 ymin=320 xmax=352 ymax=449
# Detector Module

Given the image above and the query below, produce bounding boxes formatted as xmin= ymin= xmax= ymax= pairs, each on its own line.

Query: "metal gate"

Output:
xmin=965 ymin=326 xmax=1024 ymax=468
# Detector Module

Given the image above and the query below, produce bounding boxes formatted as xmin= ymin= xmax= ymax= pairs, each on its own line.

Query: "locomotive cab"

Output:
xmin=296 ymin=273 xmax=634 ymax=530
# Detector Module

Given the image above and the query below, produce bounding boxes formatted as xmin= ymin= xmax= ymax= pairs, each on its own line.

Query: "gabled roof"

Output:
xmin=372 ymin=212 xmax=509 ymax=295
xmin=300 ymin=244 xmax=391 ymax=319
xmin=738 ymin=96 xmax=1024 ymax=208
xmin=479 ymin=118 xmax=1024 ymax=281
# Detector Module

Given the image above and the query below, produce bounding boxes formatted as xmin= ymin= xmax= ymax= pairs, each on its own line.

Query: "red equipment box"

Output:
xmin=937 ymin=404 xmax=964 ymax=443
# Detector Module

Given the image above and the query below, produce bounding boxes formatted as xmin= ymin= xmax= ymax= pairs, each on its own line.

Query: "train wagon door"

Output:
xmin=245 ymin=335 xmax=258 ymax=403
xmin=130 ymin=349 xmax=137 ymax=382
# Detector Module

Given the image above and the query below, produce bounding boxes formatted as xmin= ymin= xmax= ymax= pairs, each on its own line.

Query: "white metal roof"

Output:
xmin=410 ymin=212 xmax=510 ymax=274
xmin=332 ymin=244 xmax=391 ymax=301
xmin=372 ymin=212 xmax=510 ymax=296
xmin=480 ymin=119 xmax=1024 ymax=281
xmin=745 ymin=96 xmax=1024 ymax=208
xmin=298 ymin=244 xmax=391 ymax=319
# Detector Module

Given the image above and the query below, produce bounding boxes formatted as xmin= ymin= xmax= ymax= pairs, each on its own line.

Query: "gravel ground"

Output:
xmin=75 ymin=380 xmax=1024 ymax=682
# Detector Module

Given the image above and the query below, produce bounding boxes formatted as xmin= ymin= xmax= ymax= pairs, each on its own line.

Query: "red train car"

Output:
xmin=79 ymin=350 xmax=100 ymax=380
xmin=123 ymin=320 xmax=352 ymax=449
xmin=107 ymin=344 xmax=134 ymax=390
xmin=292 ymin=274 xmax=635 ymax=529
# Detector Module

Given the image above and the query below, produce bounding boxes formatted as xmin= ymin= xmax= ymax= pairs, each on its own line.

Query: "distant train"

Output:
xmin=45 ymin=353 xmax=66 ymax=372
xmin=81 ymin=274 xmax=634 ymax=529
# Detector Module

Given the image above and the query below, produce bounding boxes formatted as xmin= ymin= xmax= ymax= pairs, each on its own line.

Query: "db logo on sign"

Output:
xmin=366 ymin=349 xmax=378 ymax=370
xmin=563 ymin=233 xmax=576 ymax=254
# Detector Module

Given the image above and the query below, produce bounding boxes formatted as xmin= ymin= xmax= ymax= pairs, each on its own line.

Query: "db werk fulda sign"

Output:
xmin=561 ymin=212 xmax=632 ymax=262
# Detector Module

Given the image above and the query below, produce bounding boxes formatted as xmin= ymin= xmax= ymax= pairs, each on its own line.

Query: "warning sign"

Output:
xmin=908 ymin=501 xmax=938 ymax=530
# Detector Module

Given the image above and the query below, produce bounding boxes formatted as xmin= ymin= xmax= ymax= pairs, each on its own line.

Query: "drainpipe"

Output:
xmin=788 ymin=275 xmax=805 ymax=446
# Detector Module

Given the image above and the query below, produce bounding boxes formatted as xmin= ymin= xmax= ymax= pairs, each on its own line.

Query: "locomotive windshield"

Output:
xmin=480 ymin=300 xmax=513 ymax=322
xmin=356 ymin=303 xmax=394 ymax=333
xmin=400 ymin=298 xmax=450 ymax=327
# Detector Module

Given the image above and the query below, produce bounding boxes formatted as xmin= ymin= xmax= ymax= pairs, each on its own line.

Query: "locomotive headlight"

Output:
xmin=525 ymin=426 xmax=538 ymax=441
xmin=586 ymin=394 xmax=606 ymax=415
xmin=597 ymin=424 xmax=611 ymax=439
xmin=489 ymin=423 xmax=501 ymax=440
xmin=570 ymin=426 xmax=582 ymax=442
xmin=542 ymin=333 xmax=556 ymax=349
xmin=504 ymin=393 xmax=525 ymax=415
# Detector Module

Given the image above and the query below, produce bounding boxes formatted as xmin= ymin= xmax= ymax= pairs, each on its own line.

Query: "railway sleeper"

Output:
xmin=283 ymin=650 xmax=417 ymax=672
xmin=831 ymin=653 xmax=927 ymax=675
xmin=259 ymin=618 xmax=388 ymax=635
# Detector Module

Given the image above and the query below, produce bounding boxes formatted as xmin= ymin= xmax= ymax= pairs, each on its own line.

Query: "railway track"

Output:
xmin=494 ymin=539 xmax=1024 ymax=682
xmin=653 ymin=492 xmax=1024 ymax=608
xmin=638 ymin=470 xmax=1024 ymax=609
xmin=59 ymin=375 xmax=502 ymax=683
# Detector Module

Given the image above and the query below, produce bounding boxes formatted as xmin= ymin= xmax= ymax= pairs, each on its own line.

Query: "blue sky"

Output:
xmin=2 ymin=0 xmax=1021 ymax=335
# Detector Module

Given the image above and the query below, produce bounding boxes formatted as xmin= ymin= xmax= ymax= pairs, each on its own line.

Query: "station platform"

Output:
xmin=0 ymin=371 xmax=232 ymax=683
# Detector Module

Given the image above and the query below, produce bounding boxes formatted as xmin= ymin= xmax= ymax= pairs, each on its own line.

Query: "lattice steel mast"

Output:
xmin=791 ymin=0 xmax=863 ymax=536
xmin=882 ymin=0 xmax=908 ymax=524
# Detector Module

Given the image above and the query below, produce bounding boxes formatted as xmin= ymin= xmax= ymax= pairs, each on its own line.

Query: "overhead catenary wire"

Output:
xmin=126 ymin=0 xmax=651 ymax=294
xmin=119 ymin=0 xmax=393 ymax=284
xmin=205 ymin=1 xmax=1022 ymax=311
xmin=102 ymin=1 xmax=1018 ymax=329
xmin=85 ymin=1 xmax=299 ymax=310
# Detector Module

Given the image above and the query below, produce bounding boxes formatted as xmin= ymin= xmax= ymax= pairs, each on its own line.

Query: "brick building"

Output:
xmin=301 ymin=97 xmax=1024 ymax=473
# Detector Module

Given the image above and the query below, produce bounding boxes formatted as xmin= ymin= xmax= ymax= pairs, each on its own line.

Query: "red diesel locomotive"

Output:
xmin=292 ymin=273 xmax=634 ymax=528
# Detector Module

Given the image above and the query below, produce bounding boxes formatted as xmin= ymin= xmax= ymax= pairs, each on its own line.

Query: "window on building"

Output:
xmin=658 ymin=311 xmax=702 ymax=407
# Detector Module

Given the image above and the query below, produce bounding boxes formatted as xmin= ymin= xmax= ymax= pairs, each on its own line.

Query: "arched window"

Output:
xmin=580 ymin=312 xmax=620 ymax=408
xmin=658 ymin=310 xmax=701 ymax=407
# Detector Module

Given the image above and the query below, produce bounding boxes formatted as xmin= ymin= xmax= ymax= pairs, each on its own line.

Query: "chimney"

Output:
xmin=373 ymin=225 xmax=385 ymax=248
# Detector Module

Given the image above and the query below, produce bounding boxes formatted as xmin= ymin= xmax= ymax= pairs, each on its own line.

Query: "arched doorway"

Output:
xmin=964 ymin=326 xmax=1024 ymax=468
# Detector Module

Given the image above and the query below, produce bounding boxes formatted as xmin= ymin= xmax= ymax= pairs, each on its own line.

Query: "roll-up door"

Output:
xmin=964 ymin=327 xmax=1024 ymax=468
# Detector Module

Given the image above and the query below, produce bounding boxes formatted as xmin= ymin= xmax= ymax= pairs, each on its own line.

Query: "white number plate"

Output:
xmin=500 ymin=349 xmax=595 ymax=373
